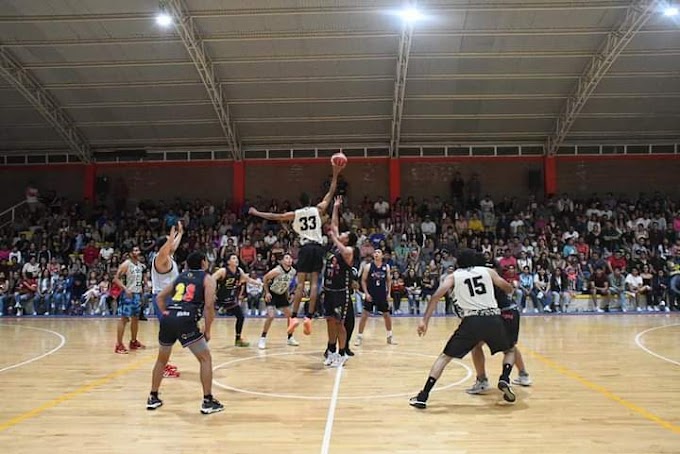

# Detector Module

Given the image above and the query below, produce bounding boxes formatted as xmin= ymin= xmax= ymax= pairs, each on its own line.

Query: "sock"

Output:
xmin=291 ymin=312 xmax=298 ymax=318
xmin=150 ymin=391 xmax=158 ymax=397
xmin=519 ymin=369 xmax=527 ymax=376
xmin=235 ymin=334 xmax=241 ymax=341
xmin=500 ymin=363 xmax=513 ymax=382
xmin=203 ymin=394 xmax=212 ymax=401
xmin=477 ymin=375 xmax=488 ymax=382
xmin=327 ymin=342 xmax=337 ymax=353
xmin=287 ymin=333 xmax=293 ymax=340
xmin=357 ymin=333 xmax=363 ymax=339
xmin=339 ymin=347 xmax=346 ymax=356
xmin=423 ymin=376 xmax=437 ymax=394
xmin=387 ymin=330 xmax=392 ymax=337
xmin=261 ymin=332 xmax=267 ymax=338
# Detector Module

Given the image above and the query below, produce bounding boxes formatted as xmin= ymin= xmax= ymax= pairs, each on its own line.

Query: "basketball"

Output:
xmin=331 ymin=152 xmax=347 ymax=167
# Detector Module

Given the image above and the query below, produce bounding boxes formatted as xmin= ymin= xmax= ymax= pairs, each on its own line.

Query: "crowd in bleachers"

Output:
xmin=1 ymin=187 xmax=679 ymax=317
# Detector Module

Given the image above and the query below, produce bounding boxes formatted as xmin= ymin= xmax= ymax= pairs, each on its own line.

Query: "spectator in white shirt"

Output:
xmin=480 ymin=194 xmax=494 ymax=213
xmin=420 ymin=215 xmax=437 ymax=238
xmin=373 ymin=196 xmax=390 ymax=220
xmin=562 ymin=227 xmax=579 ymax=243
xmin=263 ymin=231 xmax=278 ymax=248
xmin=100 ymin=244 xmax=114 ymax=262
xmin=22 ymin=256 xmax=40 ymax=279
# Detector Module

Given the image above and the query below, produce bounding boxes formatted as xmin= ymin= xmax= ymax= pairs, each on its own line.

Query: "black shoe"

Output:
xmin=345 ymin=348 xmax=355 ymax=357
xmin=139 ymin=312 xmax=148 ymax=321
xmin=498 ymin=380 xmax=516 ymax=403
xmin=146 ymin=394 xmax=163 ymax=410
xmin=409 ymin=391 xmax=428 ymax=409
xmin=201 ymin=397 xmax=225 ymax=415
xmin=323 ymin=349 xmax=329 ymax=359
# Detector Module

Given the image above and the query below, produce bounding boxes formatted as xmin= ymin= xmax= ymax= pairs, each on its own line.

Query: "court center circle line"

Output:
xmin=0 ymin=324 xmax=67 ymax=373
xmin=213 ymin=350 xmax=473 ymax=400
xmin=634 ymin=323 xmax=680 ymax=367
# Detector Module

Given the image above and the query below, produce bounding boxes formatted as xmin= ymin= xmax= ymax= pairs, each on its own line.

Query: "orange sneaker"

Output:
xmin=129 ymin=340 xmax=146 ymax=350
xmin=287 ymin=317 xmax=300 ymax=334
xmin=115 ymin=343 xmax=129 ymax=354
xmin=303 ymin=317 xmax=312 ymax=336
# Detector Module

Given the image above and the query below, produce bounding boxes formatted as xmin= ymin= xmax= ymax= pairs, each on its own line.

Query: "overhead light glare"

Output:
xmin=156 ymin=12 xmax=173 ymax=27
xmin=398 ymin=7 xmax=425 ymax=24
xmin=664 ymin=6 xmax=679 ymax=16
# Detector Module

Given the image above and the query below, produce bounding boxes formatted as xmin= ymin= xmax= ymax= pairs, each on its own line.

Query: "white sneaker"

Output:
xmin=512 ymin=374 xmax=533 ymax=387
xmin=287 ymin=337 xmax=300 ymax=346
xmin=465 ymin=379 xmax=490 ymax=395
xmin=324 ymin=352 xmax=338 ymax=367
xmin=354 ymin=336 xmax=363 ymax=347
xmin=258 ymin=338 xmax=266 ymax=350
xmin=387 ymin=335 xmax=398 ymax=345
xmin=330 ymin=354 xmax=348 ymax=368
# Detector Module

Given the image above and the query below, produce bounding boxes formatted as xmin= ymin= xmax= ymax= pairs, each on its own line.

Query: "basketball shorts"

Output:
xmin=443 ymin=315 xmax=511 ymax=359
xmin=152 ymin=293 xmax=171 ymax=321
xmin=297 ymin=243 xmax=325 ymax=273
xmin=501 ymin=308 xmax=520 ymax=346
xmin=363 ymin=293 xmax=390 ymax=313
xmin=268 ymin=292 xmax=290 ymax=309
xmin=324 ymin=289 xmax=350 ymax=321
xmin=158 ymin=309 xmax=203 ymax=348
xmin=118 ymin=293 xmax=142 ymax=318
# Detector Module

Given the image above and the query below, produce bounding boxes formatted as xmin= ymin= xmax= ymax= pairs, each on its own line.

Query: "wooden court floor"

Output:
xmin=0 ymin=313 xmax=679 ymax=454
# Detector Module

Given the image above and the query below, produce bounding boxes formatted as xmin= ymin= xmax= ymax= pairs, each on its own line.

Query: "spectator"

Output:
xmin=608 ymin=267 xmax=627 ymax=311
xmin=14 ymin=271 xmax=38 ymax=316
xmin=625 ymin=267 xmax=645 ymax=311
xmin=549 ymin=267 xmax=570 ymax=312
xmin=589 ymin=268 xmax=610 ymax=312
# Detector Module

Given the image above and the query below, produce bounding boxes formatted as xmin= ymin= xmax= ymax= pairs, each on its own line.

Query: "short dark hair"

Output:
xmin=347 ymin=232 xmax=358 ymax=247
xmin=299 ymin=193 xmax=310 ymax=207
xmin=456 ymin=248 xmax=478 ymax=268
xmin=187 ymin=251 xmax=205 ymax=270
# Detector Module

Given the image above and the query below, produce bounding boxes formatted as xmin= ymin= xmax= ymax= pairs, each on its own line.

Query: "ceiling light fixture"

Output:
xmin=664 ymin=6 xmax=679 ymax=16
xmin=398 ymin=7 xmax=425 ymax=24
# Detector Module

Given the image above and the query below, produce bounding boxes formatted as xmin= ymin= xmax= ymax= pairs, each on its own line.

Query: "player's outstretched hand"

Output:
xmin=332 ymin=161 xmax=345 ymax=174
xmin=417 ymin=320 xmax=428 ymax=337
xmin=248 ymin=207 xmax=258 ymax=216
xmin=334 ymin=195 xmax=343 ymax=207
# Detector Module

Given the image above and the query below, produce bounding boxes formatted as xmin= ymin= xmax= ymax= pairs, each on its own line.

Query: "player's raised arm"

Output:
xmin=317 ymin=163 xmax=344 ymax=214
xmin=330 ymin=195 xmax=342 ymax=236
xmin=248 ymin=207 xmax=295 ymax=222
xmin=155 ymin=224 xmax=178 ymax=272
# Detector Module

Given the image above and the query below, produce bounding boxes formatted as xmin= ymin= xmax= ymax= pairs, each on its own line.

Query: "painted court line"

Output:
xmin=0 ymin=325 xmax=66 ymax=373
xmin=526 ymin=348 xmax=680 ymax=435
xmin=321 ymin=365 xmax=343 ymax=454
xmin=0 ymin=355 xmax=151 ymax=433
xmin=634 ymin=324 xmax=680 ymax=367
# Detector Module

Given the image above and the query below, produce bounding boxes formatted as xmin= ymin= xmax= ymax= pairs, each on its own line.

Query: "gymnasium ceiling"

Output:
xmin=0 ymin=0 xmax=679 ymax=157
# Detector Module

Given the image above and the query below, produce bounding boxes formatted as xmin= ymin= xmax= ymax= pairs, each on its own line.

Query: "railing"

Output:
xmin=0 ymin=200 xmax=27 ymax=229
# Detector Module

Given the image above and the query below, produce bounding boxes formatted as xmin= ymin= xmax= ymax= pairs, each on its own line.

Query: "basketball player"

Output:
xmin=409 ymin=249 xmax=517 ymax=409
xmin=212 ymin=253 xmax=262 ymax=347
xmin=146 ymin=251 xmax=224 ymax=414
xmin=248 ymin=161 xmax=345 ymax=336
xmin=113 ymin=246 xmax=145 ymax=354
xmin=323 ymin=196 xmax=357 ymax=367
xmin=258 ymin=252 xmax=298 ymax=349
xmin=151 ymin=222 xmax=183 ymax=378
xmin=355 ymin=249 xmax=397 ymax=346
xmin=467 ymin=253 xmax=532 ymax=394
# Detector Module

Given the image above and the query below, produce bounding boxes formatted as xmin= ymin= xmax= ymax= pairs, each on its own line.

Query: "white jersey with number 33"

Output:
xmin=452 ymin=266 xmax=497 ymax=312
xmin=293 ymin=206 xmax=323 ymax=245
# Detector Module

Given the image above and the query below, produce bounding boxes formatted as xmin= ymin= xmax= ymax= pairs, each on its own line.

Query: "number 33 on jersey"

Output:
xmin=293 ymin=206 xmax=323 ymax=245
